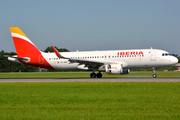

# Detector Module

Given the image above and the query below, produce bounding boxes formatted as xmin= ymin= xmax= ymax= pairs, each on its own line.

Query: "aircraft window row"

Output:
xmin=49 ymin=58 xmax=61 ymax=60
xmin=49 ymin=55 xmax=144 ymax=60
xmin=115 ymin=55 xmax=144 ymax=57
xmin=70 ymin=55 xmax=144 ymax=59
xmin=70 ymin=56 xmax=106 ymax=59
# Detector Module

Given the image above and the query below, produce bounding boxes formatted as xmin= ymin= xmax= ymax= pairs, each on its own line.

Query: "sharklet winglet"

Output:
xmin=51 ymin=46 xmax=65 ymax=58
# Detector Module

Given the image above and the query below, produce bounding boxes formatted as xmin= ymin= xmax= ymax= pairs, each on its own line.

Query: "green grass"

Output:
xmin=0 ymin=82 xmax=180 ymax=119
xmin=0 ymin=71 xmax=179 ymax=78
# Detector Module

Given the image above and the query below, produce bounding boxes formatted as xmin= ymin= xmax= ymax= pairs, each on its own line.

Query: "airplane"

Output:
xmin=6 ymin=27 xmax=178 ymax=78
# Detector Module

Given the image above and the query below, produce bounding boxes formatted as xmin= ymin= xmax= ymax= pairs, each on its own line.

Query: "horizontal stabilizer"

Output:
xmin=15 ymin=57 xmax=30 ymax=62
xmin=3 ymin=55 xmax=11 ymax=57
xmin=4 ymin=55 xmax=30 ymax=62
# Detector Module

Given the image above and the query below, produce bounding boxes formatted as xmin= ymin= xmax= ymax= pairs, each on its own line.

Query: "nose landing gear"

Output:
xmin=152 ymin=67 xmax=157 ymax=78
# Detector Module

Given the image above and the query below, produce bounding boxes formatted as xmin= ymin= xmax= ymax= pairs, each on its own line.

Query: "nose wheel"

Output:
xmin=152 ymin=67 xmax=157 ymax=78
xmin=153 ymin=74 xmax=157 ymax=78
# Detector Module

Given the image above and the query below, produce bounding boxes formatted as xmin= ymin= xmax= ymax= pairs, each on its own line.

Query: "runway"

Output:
xmin=0 ymin=77 xmax=180 ymax=82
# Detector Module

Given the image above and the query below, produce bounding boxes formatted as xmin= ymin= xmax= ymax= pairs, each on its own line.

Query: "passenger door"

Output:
xmin=150 ymin=50 xmax=156 ymax=61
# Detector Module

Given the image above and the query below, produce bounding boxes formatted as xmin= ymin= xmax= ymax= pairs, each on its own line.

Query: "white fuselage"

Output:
xmin=40 ymin=49 xmax=178 ymax=70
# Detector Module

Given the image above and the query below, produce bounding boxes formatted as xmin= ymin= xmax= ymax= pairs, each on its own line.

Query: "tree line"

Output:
xmin=0 ymin=47 xmax=179 ymax=72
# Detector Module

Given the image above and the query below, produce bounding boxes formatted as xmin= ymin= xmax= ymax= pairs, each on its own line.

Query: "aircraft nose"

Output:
xmin=172 ymin=57 xmax=178 ymax=64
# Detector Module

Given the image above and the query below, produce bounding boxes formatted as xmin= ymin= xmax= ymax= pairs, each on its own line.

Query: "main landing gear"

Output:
xmin=152 ymin=67 xmax=157 ymax=78
xmin=90 ymin=71 xmax=102 ymax=78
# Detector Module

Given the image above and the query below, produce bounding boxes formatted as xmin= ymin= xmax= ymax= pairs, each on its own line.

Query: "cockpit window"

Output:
xmin=162 ymin=53 xmax=177 ymax=57
xmin=162 ymin=53 xmax=170 ymax=56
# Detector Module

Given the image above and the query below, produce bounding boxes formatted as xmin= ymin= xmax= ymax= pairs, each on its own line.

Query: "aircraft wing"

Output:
xmin=69 ymin=58 xmax=104 ymax=68
xmin=51 ymin=46 xmax=118 ymax=69
xmin=51 ymin=46 xmax=104 ymax=69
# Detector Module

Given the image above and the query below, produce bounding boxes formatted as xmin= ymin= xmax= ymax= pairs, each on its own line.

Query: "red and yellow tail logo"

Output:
xmin=9 ymin=27 xmax=54 ymax=69
xmin=10 ymin=27 xmax=38 ymax=57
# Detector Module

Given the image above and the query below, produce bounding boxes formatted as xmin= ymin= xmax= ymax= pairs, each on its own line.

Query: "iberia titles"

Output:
xmin=117 ymin=51 xmax=144 ymax=56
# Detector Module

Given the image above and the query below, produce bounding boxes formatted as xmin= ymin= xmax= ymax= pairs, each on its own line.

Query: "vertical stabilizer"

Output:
xmin=9 ymin=27 xmax=54 ymax=69
xmin=10 ymin=27 xmax=40 ymax=57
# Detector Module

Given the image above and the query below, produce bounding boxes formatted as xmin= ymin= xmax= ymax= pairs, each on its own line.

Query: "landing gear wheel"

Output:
xmin=153 ymin=74 xmax=157 ymax=78
xmin=97 ymin=72 xmax=102 ymax=78
xmin=152 ymin=67 xmax=157 ymax=78
xmin=90 ymin=73 xmax=96 ymax=78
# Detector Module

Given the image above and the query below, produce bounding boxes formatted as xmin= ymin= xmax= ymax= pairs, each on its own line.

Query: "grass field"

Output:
xmin=0 ymin=82 xmax=180 ymax=119
xmin=0 ymin=71 xmax=180 ymax=78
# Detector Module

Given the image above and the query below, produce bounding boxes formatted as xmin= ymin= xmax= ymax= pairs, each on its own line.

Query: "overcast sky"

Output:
xmin=0 ymin=0 xmax=180 ymax=55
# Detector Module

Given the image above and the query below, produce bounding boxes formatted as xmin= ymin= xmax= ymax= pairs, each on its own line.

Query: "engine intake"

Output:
xmin=105 ymin=64 xmax=129 ymax=75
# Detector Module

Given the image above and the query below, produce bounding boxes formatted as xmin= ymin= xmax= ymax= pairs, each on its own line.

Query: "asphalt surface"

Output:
xmin=0 ymin=77 xmax=180 ymax=82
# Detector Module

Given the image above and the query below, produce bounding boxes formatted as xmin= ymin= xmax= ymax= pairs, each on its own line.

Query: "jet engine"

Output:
xmin=105 ymin=64 xmax=129 ymax=75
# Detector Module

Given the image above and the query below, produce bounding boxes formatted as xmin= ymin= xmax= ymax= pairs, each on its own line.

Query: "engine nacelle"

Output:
xmin=105 ymin=64 xmax=129 ymax=75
